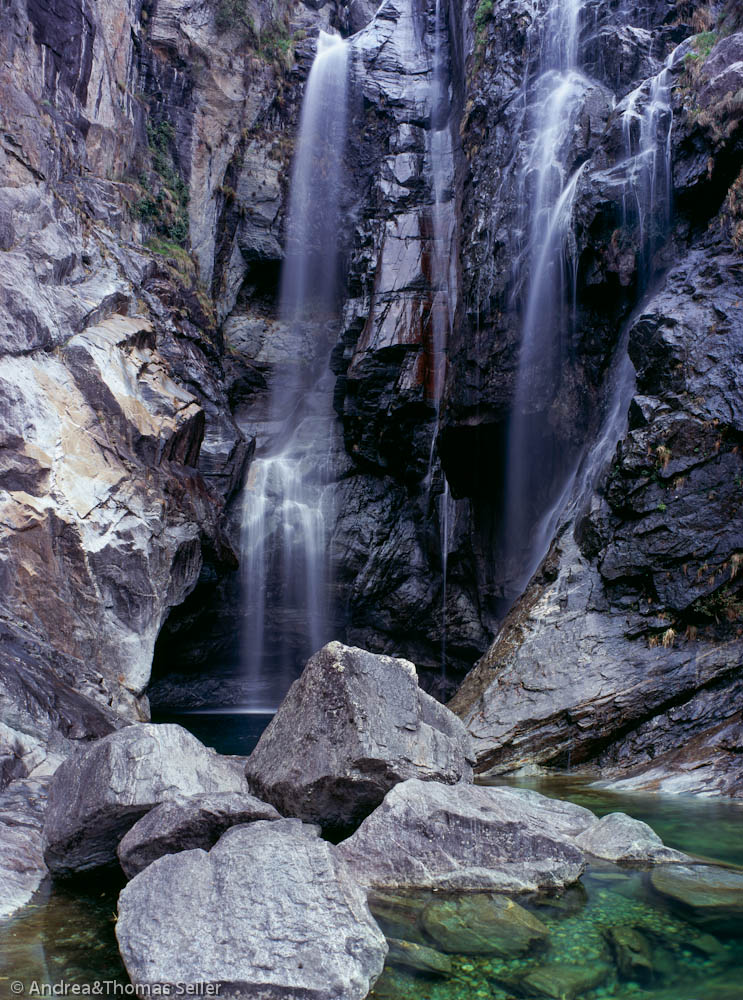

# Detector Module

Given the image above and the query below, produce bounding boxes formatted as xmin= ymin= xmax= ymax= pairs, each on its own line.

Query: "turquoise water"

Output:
xmin=152 ymin=710 xmax=274 ymax=757
xmin=1 ymin=717 xmax=741 ymax=1000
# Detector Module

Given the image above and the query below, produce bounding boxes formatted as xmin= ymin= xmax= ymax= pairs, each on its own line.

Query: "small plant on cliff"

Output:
xmin=135 ymin=116 xmax=189 ymax=246
xmin=215 ymin=0 xmax=256 ymax=39
xmin=656 ymin=444 xmax=672 ymax=469
xmin=472 ymin=0 xmax=494 ymax=68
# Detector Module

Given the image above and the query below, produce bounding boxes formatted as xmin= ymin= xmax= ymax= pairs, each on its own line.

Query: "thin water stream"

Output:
xmin=237 ymin=32 xmax=349 ymax=710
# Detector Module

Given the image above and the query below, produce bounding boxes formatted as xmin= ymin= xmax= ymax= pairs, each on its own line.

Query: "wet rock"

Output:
xmin=116 ymin=819 xmax=388 ymax=1000
xmin=245 ymin=642 xmax=473 ymax=830
xmin=367 ymin=890 xmax=429 ymax=946
xmin=0 ymin=777 xmax=49 ymax=920
xmin=574 ymin=812 xmax=687 ymax=863
xmin=520 ymin=962 xmax=610 ymax=999
xmin=337 ymin=780 xmax=589 ymax=892
xmin=386 ymin=938 xmax=452 ymax=976
xmin=604 ymin=925 xmax=654 ymax=981
xmin=650 ymin=864 xmax=743 ymax=925
xmin=43 ymin=724 xmax=246 ymax=877
xmin=421 ymin=894 xmax=549 ymax=957
xmin=117 ymin=790 xmax=281 ymax=878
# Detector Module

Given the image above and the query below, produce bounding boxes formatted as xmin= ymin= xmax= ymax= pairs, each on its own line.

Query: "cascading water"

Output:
xmin=239 ymin=32 xmax=349 ymax=710
xmin=497 ymin=2 xmax=682 ymax=610
xmin=621 ymin=44 xmax=681 ymax=283
xmin=426 ymin=0 xmax=460 ymax=675
xmin=499 ymin=0 xmax=589 ymax=603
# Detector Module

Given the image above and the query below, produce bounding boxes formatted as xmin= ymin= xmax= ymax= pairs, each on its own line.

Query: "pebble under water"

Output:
xmin=1 ymin=716 xmax=741 ymax=1000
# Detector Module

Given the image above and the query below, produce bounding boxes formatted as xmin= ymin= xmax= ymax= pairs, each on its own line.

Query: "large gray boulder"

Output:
xmin=245 ymin=642 xmax=474 ymax=829
xmin=573 ymin=812 xmax=687 ymax=864
xmin=43 ymin=724 xmax=246 ymax=876
xmin=336 ymin=780 xmax=591 ymax=892
xmin=117 ymin=790 xmax=281 ymax=878
xmin=116 ymin=819 xmax=388 ymax=1000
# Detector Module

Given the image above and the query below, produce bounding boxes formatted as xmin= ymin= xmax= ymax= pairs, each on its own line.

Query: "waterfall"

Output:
xmin=499 ymin=0 xmax=589 ymax=604
xmin=427 ymin=0 xmax=455 ymax=418
xmin=621 ymin=44 xmax=681 ymax=284
xmin=239 ymin=32 xmax=349 ymax=711
xmin=496 ymin=3 xmax=681 ymax=609
xmin=426 ymin=0 xmax=459 ymax=676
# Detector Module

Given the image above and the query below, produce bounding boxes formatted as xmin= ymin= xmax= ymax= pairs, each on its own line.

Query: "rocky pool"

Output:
xmin=1 ymin=719 xmax=741 ymax=1000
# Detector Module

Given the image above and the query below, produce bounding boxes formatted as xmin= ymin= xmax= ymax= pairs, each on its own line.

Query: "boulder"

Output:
xmin=337 ymin=780 xmax=590 ymax=892
xmin=43 ymin=724 xmax=246 ymax=876
xmin=421 ymin=894 xmax=549 ymax=956
xmin=245 ymin=642 xmax=473 ymax=829
xmin=573 ymin=812 xmax=687 ymax=864
xmin=116 ymin=819 xmax=388 ymax=1000
xmin=117 ymin=790 xmax=281 ymax=878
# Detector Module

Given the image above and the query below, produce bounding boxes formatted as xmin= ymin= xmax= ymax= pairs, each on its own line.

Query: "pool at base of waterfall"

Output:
xmin=1 ymin=747 xmax=741 ymax=999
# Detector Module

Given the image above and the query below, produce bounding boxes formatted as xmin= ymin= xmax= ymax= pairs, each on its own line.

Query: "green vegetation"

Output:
xmin=135 ymin=118 xmax=189 ymax=246
xmin=474 ymin=0 xmax=494 ymax=34
xmin=215 ymin=0 xmax=255 ymax=37
xmin=470 ymin=0 xmax=494 ymax=75
xmin=213 ymin=0 xmax=296 ymax=67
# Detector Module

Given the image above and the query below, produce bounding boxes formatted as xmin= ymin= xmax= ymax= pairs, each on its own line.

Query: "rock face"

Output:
xmin=336 ymin=780 xmax=591 ymax=892
xmin=116 ymin=818 xmax=388 ymax=1000
xmin=0 ymin=777 xmax=49 ymax=919
xmin=43 ymin=724 xmax=246 ymax=877
xmin=448 ymin=9 xmax=743 ymax=793
xmin=245 ymin=642 xmax=473 ymax=829
xmin=117 ymin=790 xmax=280 ymax=878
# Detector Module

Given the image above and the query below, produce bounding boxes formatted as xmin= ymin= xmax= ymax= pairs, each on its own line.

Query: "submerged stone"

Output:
xmin=604 ymin=925 xmax=654 ymax=981
xmin=386 ymin=938 xmax=452 ymax=976
xmin=245 ymin=642 xmax=473 ymax=830
xmin=651 ymin=864 xmax=743 ymax=923
xmin=521 ymin=961 xmax=610 ymax=999
xmin=368 ymin=890 xmax=429 ymax=945
xmin=421 ymin=893 xmax=549 ymax=956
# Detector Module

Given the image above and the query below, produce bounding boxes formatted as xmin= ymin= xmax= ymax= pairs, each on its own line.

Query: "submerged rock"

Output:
xmin=651 ymin=864 xmax=743 ymax=925
xmin=573 ymin=812 xmax=687 ymax=864
xmin=367 ymin=890 xmax=429 ymax=945
xmin=386 ymin=938 xmax=452 ymax=976
xmin=117 ymin=790 xmax=280 ymax=878
xmin=337 ymin=780 xmax=589 ymax=892
xmin=520 ymin=962 xmax=610 ymax=999
xmin=245 ymin=642 xmax=473 ymax=829
xmin=604 ymin=925 xmax=654 ymax=982
xmin=116 ymin=819 xmax=388 ymax=1000
xmin=43 ymin=724 xmax=245 ymax=877
xmin=421 ymin=894 xmax=549 ymax=957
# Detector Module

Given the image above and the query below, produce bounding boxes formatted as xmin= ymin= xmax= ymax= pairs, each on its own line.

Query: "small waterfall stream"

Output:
xmin=500 ymin=0 xmax=589 ymax=603
xmin=496 ymin=0 xmax=680 ymax=609
xmin=426 ymin=0 xmax=460 ymax=677
xmin=239 ymin=32 xmax=349 ymax=710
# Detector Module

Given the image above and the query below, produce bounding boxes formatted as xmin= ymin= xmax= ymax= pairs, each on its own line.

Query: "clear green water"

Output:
xmin=1 ymin=719 xmax=741 ymax=1000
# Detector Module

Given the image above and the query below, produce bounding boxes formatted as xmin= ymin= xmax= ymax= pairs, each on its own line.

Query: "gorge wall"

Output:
xmin=0 ymin=0 xmax=741 ymax=799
